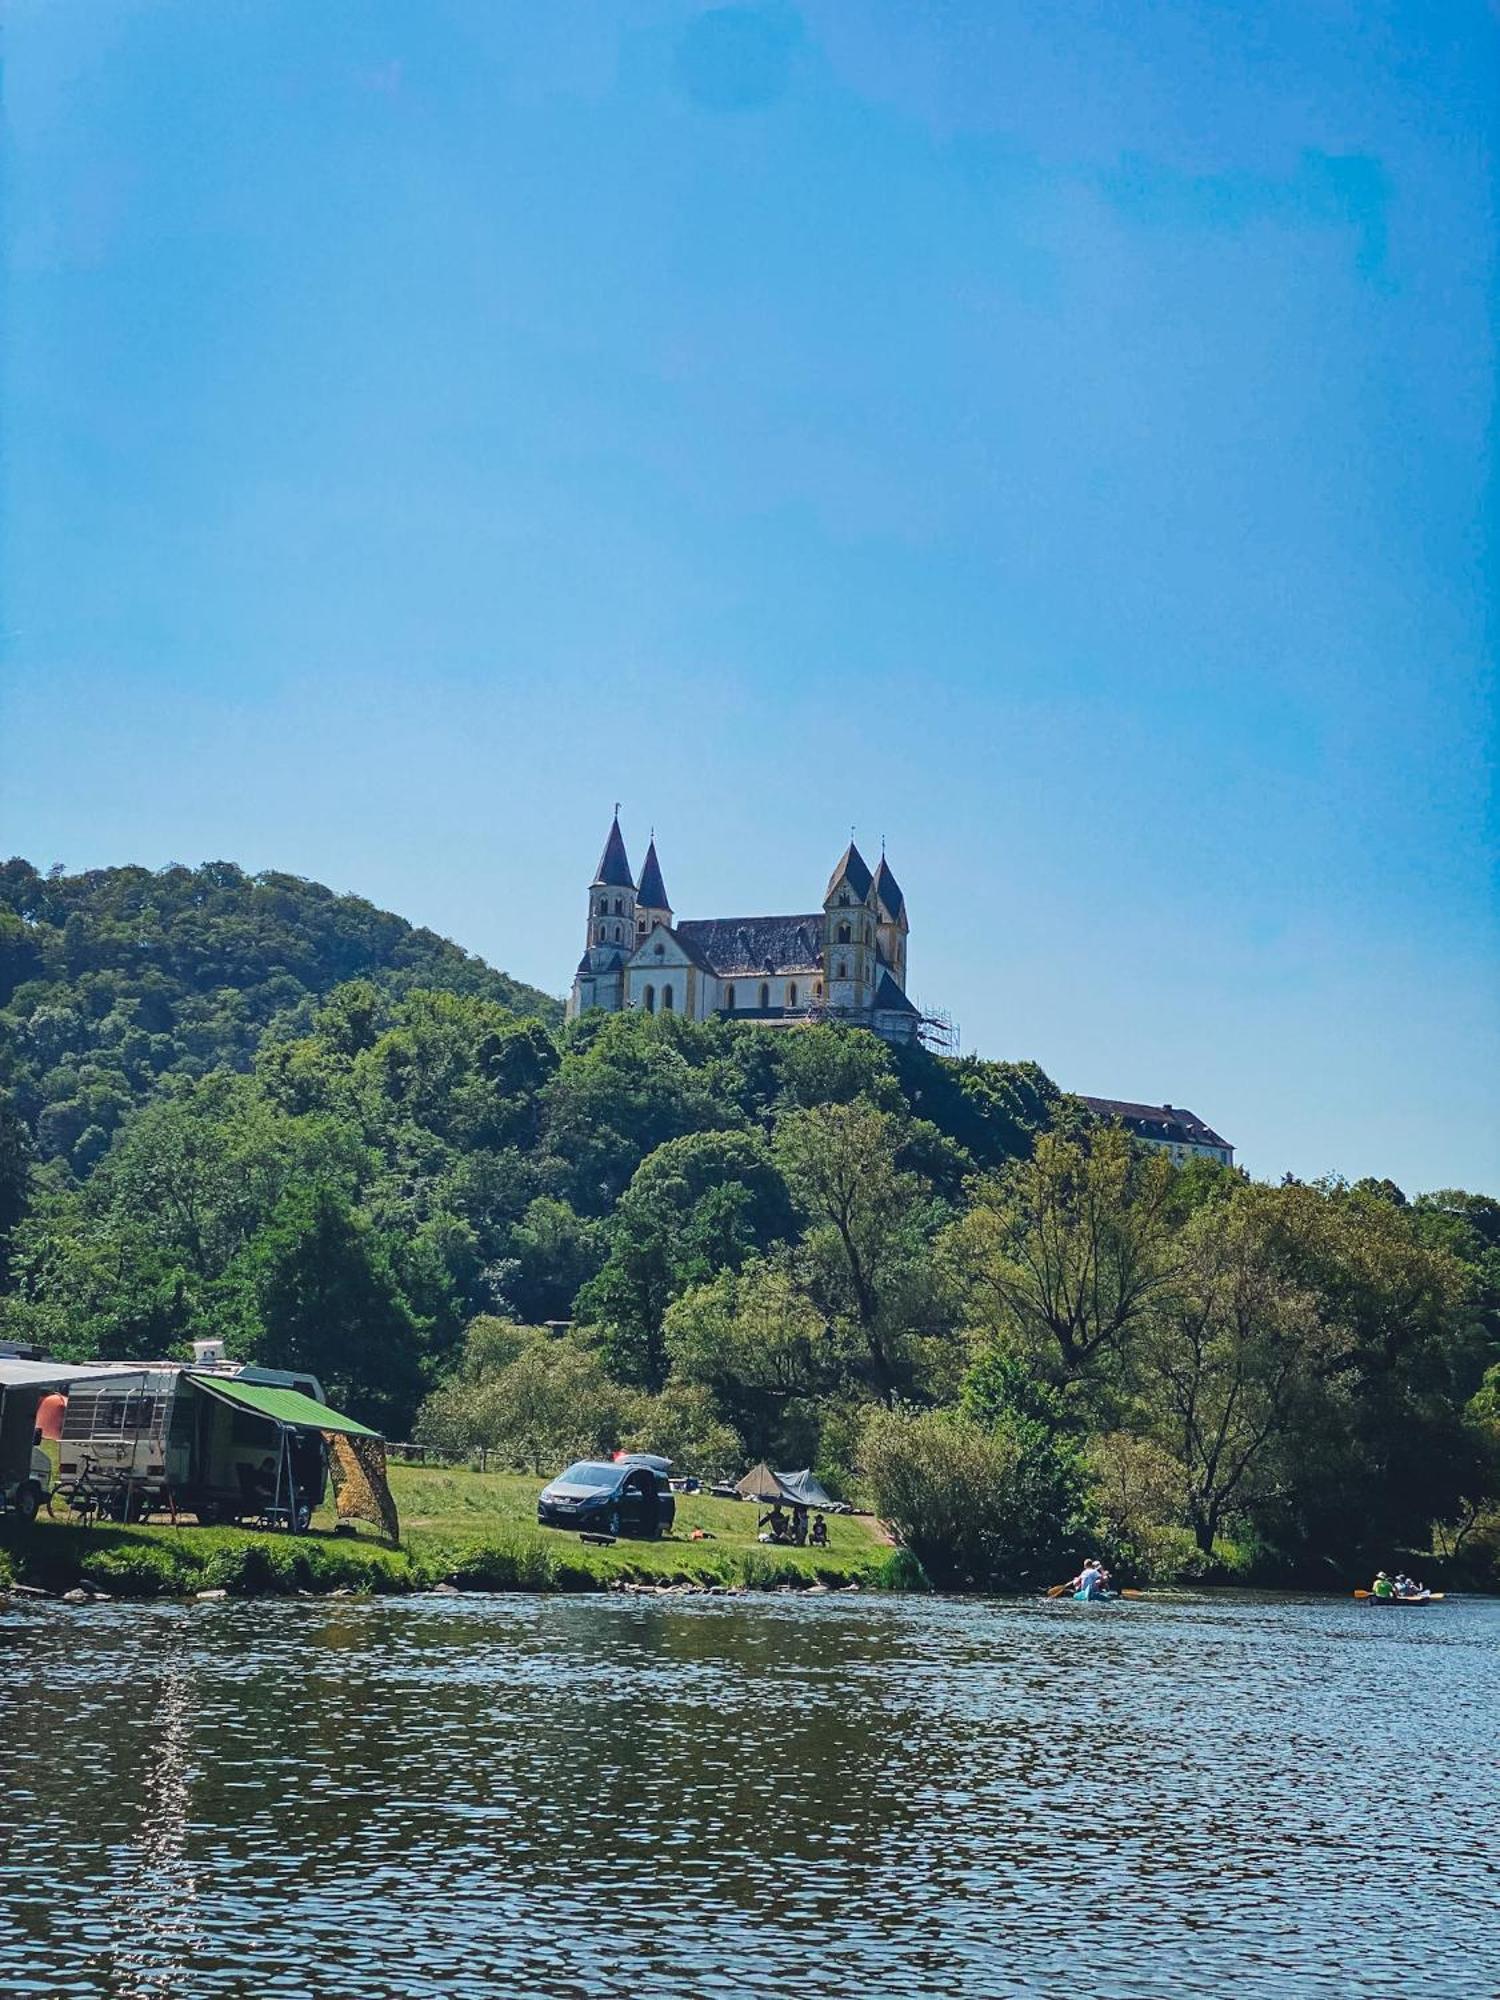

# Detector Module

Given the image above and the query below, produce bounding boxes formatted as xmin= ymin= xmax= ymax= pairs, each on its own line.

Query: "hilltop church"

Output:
xmin=566 ymin=814 xmax=921 ymax=1043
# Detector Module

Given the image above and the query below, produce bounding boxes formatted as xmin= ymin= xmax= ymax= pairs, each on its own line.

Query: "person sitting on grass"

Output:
xmin=809 ymin=1513 xmax=828 ymax=1549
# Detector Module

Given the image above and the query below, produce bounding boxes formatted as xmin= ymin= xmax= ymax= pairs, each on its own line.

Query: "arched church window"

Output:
xmin=613 ymin=898 xmax=623 ymax=915
xmin=662 ymin=985 xmax=674 ymax=1012
xmin=654 ymin=942 xmax=665 ymax=958
xmin=614 ymin=925 xmax=622 ymax=942
xmin=597 ymin=924 xmax=607 ymax=943
xmin=838 ymin=923 xmax=851 ymax=945
xmin=788 ymin=982 xmax=798 ymax=1008
xmin=597 ymin=897 xmax=607 ymax=916
xmin=759 ymin=982 xmax=770 ymax=1009
xmin=725 ymin=984 xmax=736 ymax=1010
xmin=644 ymin=986 xmax=655 ymax=1013
xmin=836 ymin=961 xmax=846 ymax=980
xmin=838 ymin=892 xmax=850 ymax=906
xmin=814 ymin=981 xmax=823 ymax=1000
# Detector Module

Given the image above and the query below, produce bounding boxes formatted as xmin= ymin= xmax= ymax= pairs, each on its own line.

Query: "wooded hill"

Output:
xmin=0 ymin=857 xmax=560 ymax=1181
xmin=1 ymin=854 xmax=1496 ymax=1591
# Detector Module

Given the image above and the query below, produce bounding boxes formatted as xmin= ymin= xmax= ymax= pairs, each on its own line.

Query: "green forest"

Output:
xmin=3 ymin=858 xmax=1497 ymax=1591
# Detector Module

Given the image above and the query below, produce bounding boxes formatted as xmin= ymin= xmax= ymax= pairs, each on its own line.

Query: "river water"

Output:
xmin=2 ymin=1588 xmax=1496 ymax=1999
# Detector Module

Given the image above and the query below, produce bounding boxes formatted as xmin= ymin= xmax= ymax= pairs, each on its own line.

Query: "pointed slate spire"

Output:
xmin=874 ymin=855 xmax=905 ymax=922
xmin=637 ymin=837 xmax=671 ymax=915
xmin=592 ymin=812 xmax=635 ymax=890
xmin=825 ymin=840 xmax=873 ymax=904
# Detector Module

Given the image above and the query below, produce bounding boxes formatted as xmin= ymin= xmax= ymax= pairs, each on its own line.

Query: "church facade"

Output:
xmin=566 ymin=814 xmax=921 ymax=1043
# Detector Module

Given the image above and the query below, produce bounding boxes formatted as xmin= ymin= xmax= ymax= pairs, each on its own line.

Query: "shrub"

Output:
xmin=874 ymin=1547 xmax=929 ymax=1592
xmin=861 ymin=1404 xmax=1088 ymax=1591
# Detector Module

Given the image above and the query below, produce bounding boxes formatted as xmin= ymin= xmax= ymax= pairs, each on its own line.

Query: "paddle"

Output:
xmin=1353 ymin=1588 xmax=1372 ymax=1598
xmin=1046 ymin=1582 xmax=1072 ymax=1598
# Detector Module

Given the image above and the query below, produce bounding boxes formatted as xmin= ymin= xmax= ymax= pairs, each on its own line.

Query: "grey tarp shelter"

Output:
xmin=0 ymin=1359 xmax=148 ymax=1515
xmin=734 ymin=1462 xmax=847 ymax=1512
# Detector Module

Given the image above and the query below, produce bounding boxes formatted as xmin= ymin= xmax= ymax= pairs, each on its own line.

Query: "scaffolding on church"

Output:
xmin=917 ymin=1007 xmax=959 ymax=1056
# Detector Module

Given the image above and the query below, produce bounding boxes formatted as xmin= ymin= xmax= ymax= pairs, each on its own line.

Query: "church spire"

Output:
xmin=637 ymin=837 xmax=671 ymax=921
xmin=592 ymin=810 xmax=635 ymax=890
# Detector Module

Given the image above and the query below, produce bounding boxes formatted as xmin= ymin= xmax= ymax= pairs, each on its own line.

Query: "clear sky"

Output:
xmin=2 ymin=1 xmax=1495 ymax=1193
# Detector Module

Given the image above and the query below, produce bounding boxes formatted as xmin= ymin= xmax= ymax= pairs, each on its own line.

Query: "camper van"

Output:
xmin=56 ymin=1355 xmax=335 ymax=1525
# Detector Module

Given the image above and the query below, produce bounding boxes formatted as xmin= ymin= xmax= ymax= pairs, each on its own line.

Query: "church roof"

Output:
xmin=873 ymin=970 xmax=919 ymax=1015
xmin=637 ymin=839 xmax=671 ymax=912
xmin=592 ymin=815 xmax=635 ymax=890
xmin=675 ymin=915 xmax=825 ymax=977
xmin=825 ymin=842 xmax=873 ymax=904
xmin=874 ymin=856 xmax=905 ymax=922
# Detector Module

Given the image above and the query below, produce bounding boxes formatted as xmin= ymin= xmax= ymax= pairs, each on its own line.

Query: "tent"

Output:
xmin=734 ymin=1462 xmax=846 ymax=1512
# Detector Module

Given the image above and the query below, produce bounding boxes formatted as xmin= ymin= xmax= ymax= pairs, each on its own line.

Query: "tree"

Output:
xmin=665 ymin=1258 xmax=839 ymax=1460
xmin=1135 ymin=1194 xmax=1321 ymax=1554
xmin=945 ymin=1126 xmax=1175 ymax=1381
xmin=221 ymin=1180 xmax=425 ymax=1431
xmin=414 ymin=1330 xmax=634 ymax=1475
xmin=576 ymin=1129 xmax=793 ymax=1389
xmin=773 ymin=1100 xmax=942 ymax=1401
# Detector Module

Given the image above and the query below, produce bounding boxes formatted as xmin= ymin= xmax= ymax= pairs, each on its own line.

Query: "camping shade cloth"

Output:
xmin=734 ymin=1462 xmax=842 ymax=1511
xmin=185 ymin=1373 xmax=379 ymax=1438
xmin=0 ymin=1359 xmax=152 ymax=1392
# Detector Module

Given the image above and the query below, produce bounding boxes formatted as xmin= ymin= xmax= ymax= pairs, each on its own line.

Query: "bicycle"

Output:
xmin=52 ymin=1454 xmax=151 ymax=1526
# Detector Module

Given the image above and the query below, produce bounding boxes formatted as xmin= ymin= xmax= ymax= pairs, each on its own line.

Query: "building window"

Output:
xmin=759 ymin=982 xmax=770 ymax=1009
xmin=839 ymin=892 xmax=850 ymax=906
xmin=614 ymin=925 xmax=622 ymax=942
xmin=597 ymin=897 xmax=607 ymax=916
xmin=597 ymin=924 xmax=607 ymax=943
xmin=838 ymin=923 xmax=851 ymax=944
xmin=814 ymin=981 xmax=823 ymax=999
xmin=725 ymin=984 xmax=736 ymax=1010
xmin=613 ymin=897 xmax=622 ymax=915
xmin=836 ymin=961 xmax=846 ymax=980
xmin=662 ymin=984 xmax=674 ymax=1012
xmin=788 ymin=982 xmax=798 ymax=1007
xmin=654 ymin=942 xmax=665 ymax=957
xmin=644 ymin=986 xmax=655 ymax=1013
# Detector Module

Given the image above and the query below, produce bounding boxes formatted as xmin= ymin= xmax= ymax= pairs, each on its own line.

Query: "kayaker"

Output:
xmin=1371 ymin=1570 xmax=1394 ymax=1600
xmin=1071 ymin=1560 xmax=1108 ymax=1601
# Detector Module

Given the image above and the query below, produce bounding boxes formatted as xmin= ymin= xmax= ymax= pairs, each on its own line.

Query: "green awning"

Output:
xmin=187 ymin=1373 xmax=379 ymax=1438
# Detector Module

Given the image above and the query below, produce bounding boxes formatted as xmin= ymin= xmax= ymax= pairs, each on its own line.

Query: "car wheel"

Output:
xmin=15 ymin=1482 xmax=41 ymax=1524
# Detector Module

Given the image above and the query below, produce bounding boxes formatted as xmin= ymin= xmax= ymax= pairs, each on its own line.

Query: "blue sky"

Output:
xmin=2 ymin=1 xmax=1495 ymax=1192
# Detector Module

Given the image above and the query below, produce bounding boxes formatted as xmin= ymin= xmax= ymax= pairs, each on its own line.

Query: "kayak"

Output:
xmin=1358 ymin=1592 xmax=1443 ymax=1605
xmin=1072 ymin=1589 xmax=1119 ymax=1602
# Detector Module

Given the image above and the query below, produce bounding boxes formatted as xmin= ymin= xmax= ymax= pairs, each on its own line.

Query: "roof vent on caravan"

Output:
xmin=192 ymin=1338 xmax=227 ymax=1369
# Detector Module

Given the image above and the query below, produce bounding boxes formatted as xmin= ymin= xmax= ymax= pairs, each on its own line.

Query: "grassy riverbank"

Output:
xmin=0 ymin=1466 xmax=903 ymax=1601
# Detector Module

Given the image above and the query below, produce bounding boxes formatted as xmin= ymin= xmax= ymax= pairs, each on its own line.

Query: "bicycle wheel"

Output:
xmin=54 ymin=1483 xmax=98 ymax=1525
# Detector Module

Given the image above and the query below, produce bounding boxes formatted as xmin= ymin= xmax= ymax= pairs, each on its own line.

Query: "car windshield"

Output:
xmin=557 ymin=1462 xmax=620 ymax=1489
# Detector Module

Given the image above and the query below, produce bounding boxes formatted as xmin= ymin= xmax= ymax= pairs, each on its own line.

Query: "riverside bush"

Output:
xmin=862 ymin=1404 xmax=1088 ymax=1591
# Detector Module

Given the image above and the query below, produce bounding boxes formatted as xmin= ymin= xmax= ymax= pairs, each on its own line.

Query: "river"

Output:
xmin=2 ymin=1588 xmax=1497 ymax=1999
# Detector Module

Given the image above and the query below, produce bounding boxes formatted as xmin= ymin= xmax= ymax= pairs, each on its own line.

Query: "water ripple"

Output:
xmin=1 ymin=1590 xmax=1497 ymax=1998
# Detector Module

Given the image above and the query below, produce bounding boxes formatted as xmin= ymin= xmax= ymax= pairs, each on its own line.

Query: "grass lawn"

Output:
xmin=389 ymin=1462 xmax=891 ymax=1586
xmin=1 ymin=1465 xmax=900 ymax=1600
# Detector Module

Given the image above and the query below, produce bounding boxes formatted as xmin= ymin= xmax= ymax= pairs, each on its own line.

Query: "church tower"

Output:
xmin=568 ymin=811 xmax=636 ymax=1019
xmin=822 ymin=841 xmax=878 ymax=1015
xmin=874 ymin=854 xmax=908 ymax=988
xmin=635 ymin=836 xmax=673 ymax=941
